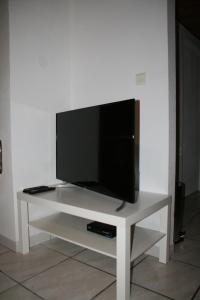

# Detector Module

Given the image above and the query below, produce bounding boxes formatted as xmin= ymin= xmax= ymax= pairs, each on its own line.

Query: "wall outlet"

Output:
xmin=136 ymin=73 xmax=146 ymax=86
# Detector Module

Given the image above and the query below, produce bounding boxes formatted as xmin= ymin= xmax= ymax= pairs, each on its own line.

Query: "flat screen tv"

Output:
xmin=56 ymin=99 xmax=139 ymax=203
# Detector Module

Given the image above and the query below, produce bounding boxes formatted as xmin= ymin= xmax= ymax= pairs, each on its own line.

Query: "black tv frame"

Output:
xmin=56 ymin=99 xmax=139 ymax=203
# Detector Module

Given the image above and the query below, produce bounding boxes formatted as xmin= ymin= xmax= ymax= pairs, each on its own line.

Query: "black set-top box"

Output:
xmin=87 ymin=221 xmax=116 ymax=238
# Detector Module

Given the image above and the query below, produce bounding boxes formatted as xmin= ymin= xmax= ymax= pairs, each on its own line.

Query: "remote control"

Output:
xmin=23 ymin=186 xmax=55 ymax=194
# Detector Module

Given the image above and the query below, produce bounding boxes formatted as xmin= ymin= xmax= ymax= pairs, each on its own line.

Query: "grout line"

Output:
xmin=133 ymin=282 xmax=175 ymax=300
xmin=71 ymin=248 xmax=87 ymax=258
xmin=42 ymin=241 xmax=86 ymax=259
xmin=16 ymin=283 xmax=44 ymax=300
xmin=0 ymin=250 xmax=10 ymax=256
xmin=73 ymin=252 xmax=148 ymax=278
xmin=20 ymin=257 xmax=70 ymax=284
xmin=0 ymin=271 xmax=18 ymax=297
xmin=18 ymin=284 xmax=45 ymax=300
xmin=90 ymin=281 xmax=116 ymax=300
xmin=0 ymin=270 xmax=44 ymax=300
xmin=0 ymin=285 xmax=17 ymax=297
xmin=0 ymin=270 xmax=21 ymax=286
xmin=191 ymin=284 xmax=200 ymax=300
xmin=72 ymin=247 xmax=199 ymax=300
xmin=130 ymin=255 xmax=148 ymax=282
xmin=130 ymin=257 xmax=176 ymax=299
xmin=132 ymin=254 xmax=148 ymax=269
xmin=0 ymin=252 xmax=191 ymax=300
xmin=1 ymin=237 xmax=199 ymax=300
xmin=90 ymin=279 xmax=174 ymax=300
xmin=72 ymin=256 xmax=116 ymax=277
xmin=41 ymin=243 xmax=70 ymax=258
xmin=0 ymin=245 xmax=70 ymax=285
xmin=171 ymin=258 xmax=200 ymax=269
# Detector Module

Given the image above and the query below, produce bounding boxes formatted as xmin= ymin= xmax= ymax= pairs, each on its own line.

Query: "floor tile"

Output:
xmin=194 ymin=289 xmax=200 ymax=300
xmin=132 ymin=254 xmax=147 ymax=267
xmin=74 ymin=249 xmax=146 ymax=276
xmin=0 ymin=245 xmax=66 ymax=282
xmin=43 ymin=238 xmax=84 ymax=257
xmin=0 ymin=245 xmax=9 ymax=256
xmin=183 ymin=192 xmax=200 ymax=225
xmin=24 ymin=259 xmax=115 ymax=300
xmin=173 ymin=238 xmax=200 ymax=267
xmin=0 ymin=285 xmax=41 ymax=300
xmin=132 ymin=256 xmax=200 ymax=300
xmin=0 ymin=272 xmax=16 ymax=294
xmin=74 ymin=249 xmax=116 ymax=275
xmin=94 ymin=283 xmax=169 ymax=300
xmin=185 ymin=215 xmax=200 ymax=239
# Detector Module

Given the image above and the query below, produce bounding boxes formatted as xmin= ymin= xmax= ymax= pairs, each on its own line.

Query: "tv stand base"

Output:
xmin=17 ymin=189 xmax=171 ymax=300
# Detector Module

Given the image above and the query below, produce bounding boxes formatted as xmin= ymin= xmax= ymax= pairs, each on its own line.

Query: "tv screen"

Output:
xmin=56 ymin=99 xmax=138 ymax=203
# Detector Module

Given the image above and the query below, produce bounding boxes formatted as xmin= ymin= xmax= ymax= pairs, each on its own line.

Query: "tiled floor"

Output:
xmin=0 ymin=197 xmax=200 ymax=299
xmin=183 ymin=192 xmax=200 ymax=227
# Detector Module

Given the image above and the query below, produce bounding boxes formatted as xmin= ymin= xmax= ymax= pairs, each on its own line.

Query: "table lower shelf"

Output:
xmin=30 ymin=213 xmax=165 ymax=261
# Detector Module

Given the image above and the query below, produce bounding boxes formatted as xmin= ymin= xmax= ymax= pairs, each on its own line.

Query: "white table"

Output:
xmin=17 ymin=187 xmax=171 ymax=300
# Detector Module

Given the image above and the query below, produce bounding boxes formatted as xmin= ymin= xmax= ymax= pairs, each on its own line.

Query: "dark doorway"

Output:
xmin=175 ymin=0 xmax=200 ymax=242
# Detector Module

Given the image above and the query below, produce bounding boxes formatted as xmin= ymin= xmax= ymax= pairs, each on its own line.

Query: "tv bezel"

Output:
xmin=56 ymin=99 xmax=139 ymax=203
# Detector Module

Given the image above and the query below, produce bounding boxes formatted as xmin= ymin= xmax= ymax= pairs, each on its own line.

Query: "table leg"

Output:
xmin=159 ymin=203 xmax=171 ymax=263
xmin=116 ymin=224 xmax=131 ymax=300
xmin=18 ymin=199 xmax=30 ymax=254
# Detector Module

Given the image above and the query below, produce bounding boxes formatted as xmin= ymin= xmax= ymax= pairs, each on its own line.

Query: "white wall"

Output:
xmin=0 ymin=0 xmax=16 ymax=242
xmin=70 ymin=0 xmax=169 ymax=194
xmin=69 ymin=0 xmax=171 ymax=230
xmin=9 ymin=0 xmax=71 ymax=242
xmin=178 ymin=25 xmax=200 ymax=195
xmin=0 ymin=0 xmax=175 ymax=246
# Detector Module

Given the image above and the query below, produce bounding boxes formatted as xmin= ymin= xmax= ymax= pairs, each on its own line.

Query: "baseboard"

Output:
xmin=0 ymin=232 xmax=51 ymax=253
xmin=0 ymin=234 xmax=17 ymax=252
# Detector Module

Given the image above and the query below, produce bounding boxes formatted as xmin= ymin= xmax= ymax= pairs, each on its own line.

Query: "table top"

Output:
xmin=17 ymin=187 xmax=171 ymax=226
